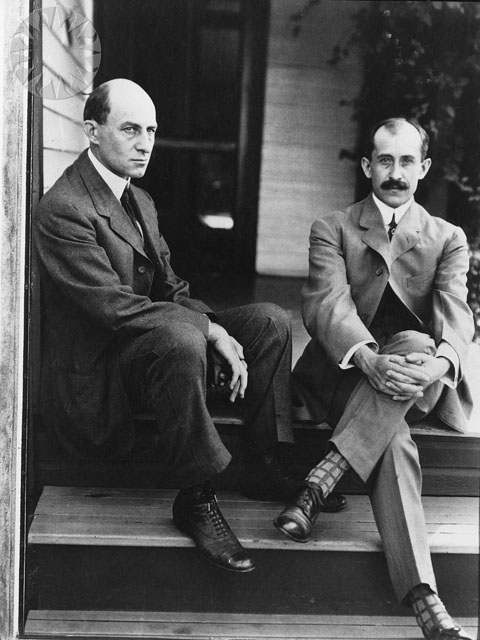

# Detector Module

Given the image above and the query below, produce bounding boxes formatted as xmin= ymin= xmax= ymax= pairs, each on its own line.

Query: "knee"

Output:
xmin=250 ymin=302 xmax=291 ymax=338
xmin=383 ymin=330 xmax=435 ymax=357
xmin=149 ymin=323 xmax=207 ymax=370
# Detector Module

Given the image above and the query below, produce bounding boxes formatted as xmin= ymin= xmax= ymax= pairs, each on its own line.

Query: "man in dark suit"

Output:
xmin=34 ymin=78 xmax=344 ymax=573
xmin=275 ymin=118 xmax=473 ymax=639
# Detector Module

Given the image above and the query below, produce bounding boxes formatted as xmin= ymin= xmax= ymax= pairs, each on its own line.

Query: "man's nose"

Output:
xmin=389 ymin=160 xmax=403 ymax=180
xmin=136 ymin=131 xmax=154 ymax=153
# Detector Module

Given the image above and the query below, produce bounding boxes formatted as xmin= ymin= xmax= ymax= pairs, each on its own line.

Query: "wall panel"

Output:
xmin=256 ymin=0 xmax=364 ymax=276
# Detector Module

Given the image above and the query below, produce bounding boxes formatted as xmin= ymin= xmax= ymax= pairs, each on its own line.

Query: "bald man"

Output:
xmin=35 ymin=79 xmax=345 ymax=574
xmin=275 ymin=118 xmax=473 ymax=639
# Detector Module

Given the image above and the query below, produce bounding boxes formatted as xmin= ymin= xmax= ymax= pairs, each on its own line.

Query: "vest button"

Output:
xmin=375 ymin=268 xmax=383 ymax=276
xmin=137 ymin=265 xmax=147 ymax=274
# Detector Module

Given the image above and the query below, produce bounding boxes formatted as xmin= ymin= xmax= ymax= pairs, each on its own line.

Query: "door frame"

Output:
xmin=1 ymin=0 xmax=31 ymax=638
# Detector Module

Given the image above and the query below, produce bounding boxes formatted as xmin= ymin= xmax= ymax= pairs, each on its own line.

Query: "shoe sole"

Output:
xmin=173 ymin=515 xmax=256 ymax=573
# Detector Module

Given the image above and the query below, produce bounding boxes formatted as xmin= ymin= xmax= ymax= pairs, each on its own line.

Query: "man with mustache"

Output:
xmin=275 ymin=118 xmax=473 ymax=639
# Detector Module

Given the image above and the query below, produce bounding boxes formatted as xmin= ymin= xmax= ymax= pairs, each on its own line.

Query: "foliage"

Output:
xmin=324 ymin=0 xmax=480 ymax=338
xmin=327 ymin=1 xmax=480 ymax=248
xmin=468 ymin=251 xmax=480 ymax=343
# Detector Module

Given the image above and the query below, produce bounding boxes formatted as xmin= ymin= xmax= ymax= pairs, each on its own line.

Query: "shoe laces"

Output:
xmin=206 ymin=499 xmax=232 ymax=538
xmin=194 ymin=485 xmax=231 ymax=539
xmin=298 ymin=484 xmax=322 ymax=510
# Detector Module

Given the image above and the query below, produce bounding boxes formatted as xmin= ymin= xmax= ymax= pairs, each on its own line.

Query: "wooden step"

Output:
xmin=23 ymin=610 xmax=479 ymax=639
xmin=33 ymin=415 xmax=480 ymax=496
xmin=28 ymin=486 xmax=479 ymax=554
xmin=27 ymin=487 xmax=479 ymax=616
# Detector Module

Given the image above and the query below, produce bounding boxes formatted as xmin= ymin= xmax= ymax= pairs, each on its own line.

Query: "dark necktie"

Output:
xmin=120 ymin=186 xmax=142 ymax=237
xmin=388 ymin=211 xmax=397 ymax=241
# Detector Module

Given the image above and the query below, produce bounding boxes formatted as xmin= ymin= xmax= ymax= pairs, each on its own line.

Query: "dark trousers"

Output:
xmin=118 ymin=302 xmax=293 ymax=486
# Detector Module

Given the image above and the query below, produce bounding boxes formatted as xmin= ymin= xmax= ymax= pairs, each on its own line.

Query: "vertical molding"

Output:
xmin=234 ymin=0 xmax=270 ymax=274
xmin=0 ymin=1 xmax=29 ymax=639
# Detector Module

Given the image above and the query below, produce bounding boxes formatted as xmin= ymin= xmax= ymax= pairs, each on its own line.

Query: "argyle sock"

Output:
xmin=409 ymin=584 xmax=461 ymax=638
xmin=305 ymin=449 xmax=350 ymax=498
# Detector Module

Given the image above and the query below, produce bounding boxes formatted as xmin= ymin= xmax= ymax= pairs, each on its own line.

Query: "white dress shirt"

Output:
xmin=88 ymin=148 xmax=130 ymax=200
xmin=88 ymin=149 xmax=144 ymax=239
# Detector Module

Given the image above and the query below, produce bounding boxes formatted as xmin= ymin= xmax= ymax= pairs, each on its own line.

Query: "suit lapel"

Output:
xmin=77 ymin=150 xmax=149 ymax=259
xmin=359 ymin=195 xmax=392 ymax=269
xmin=359 ymin=195 xmax=422 ymax=268
xmin=129 ymin=186 xmax=164 ymax=268
xmin=390 ymin=201 xmax=421 ymax=262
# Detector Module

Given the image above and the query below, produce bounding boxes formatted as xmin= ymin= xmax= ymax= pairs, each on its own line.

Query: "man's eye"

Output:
xmin=124 ymin=127 xmax=135 ymax=133
xmin=379 ymin=158 xmax=392 ymax=165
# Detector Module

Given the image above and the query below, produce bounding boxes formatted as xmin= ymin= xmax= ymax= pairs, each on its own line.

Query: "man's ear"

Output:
xmin=83 ymin=119 xmax=99 ymax=145
xmin=419 ymin=157 xmax=432 ymax=180
xmin=361 ymin=157 xmax=372 ymax=179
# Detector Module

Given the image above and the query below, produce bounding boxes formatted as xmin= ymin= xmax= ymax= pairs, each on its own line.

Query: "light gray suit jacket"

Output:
xmin=293 ymin=194 xmax=474 ymax=432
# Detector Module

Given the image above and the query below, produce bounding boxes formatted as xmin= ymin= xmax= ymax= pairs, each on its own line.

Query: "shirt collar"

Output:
xmin=87 ymin=148 xmax=130 ymax=201
xmin=372 ymin=192 xmax=413 ymax=227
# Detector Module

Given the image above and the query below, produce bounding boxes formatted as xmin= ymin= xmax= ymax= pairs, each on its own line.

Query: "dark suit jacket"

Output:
xmin=293 ymin=194 xmax=474 ymax=432
xmin=35 ymin=150 xmax=213 ymax=458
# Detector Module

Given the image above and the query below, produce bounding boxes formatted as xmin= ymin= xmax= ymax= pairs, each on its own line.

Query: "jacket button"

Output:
xmin=375 ymin=268 xmax=383 ymax=276
xmin=137 ymin=265 xmax=147 ymax=274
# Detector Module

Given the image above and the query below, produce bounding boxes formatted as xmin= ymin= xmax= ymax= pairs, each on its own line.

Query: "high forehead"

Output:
xmin=107 ymin=83 xmax=156 ymax=124
xmin=373 ymin=121 xmax=423 ymax=157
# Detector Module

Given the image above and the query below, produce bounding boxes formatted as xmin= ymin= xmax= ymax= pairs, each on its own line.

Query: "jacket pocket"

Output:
xmin=407 ymin=266 xmax=436 ymax=289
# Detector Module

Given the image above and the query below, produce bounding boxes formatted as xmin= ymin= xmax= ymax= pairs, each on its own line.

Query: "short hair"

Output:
xmin=363 ymin=117 xmax=430 ymax=160
xmin=83 ymin=83 xmax=111 ymax=124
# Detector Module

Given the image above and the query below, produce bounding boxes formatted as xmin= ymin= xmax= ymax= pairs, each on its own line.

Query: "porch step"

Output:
xmin=23 ymin=610 xmax=479 ymax=639
xmin=33 ymin=417 xmax=480 ymax=496
xmin=28 ymin=486 xmax=479 ymax=553
xmin=27 ymin=487 xmax=479 ymax=616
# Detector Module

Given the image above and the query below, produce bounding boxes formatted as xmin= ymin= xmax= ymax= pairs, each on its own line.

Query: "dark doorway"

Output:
xmin=94 ymin=0 xmax=269 ymax=279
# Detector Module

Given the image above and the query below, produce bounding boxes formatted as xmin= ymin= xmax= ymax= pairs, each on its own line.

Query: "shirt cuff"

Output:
xmin=436 ymin=341 xmax=460 ymax=388
xmin=339 ymin=340 xmax=378 ymax=370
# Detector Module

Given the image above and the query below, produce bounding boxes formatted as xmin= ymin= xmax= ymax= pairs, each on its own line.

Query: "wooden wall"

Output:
xmin=42 ymin=0 xmax=93 ymax=192
xmin=256 ymin=0 xmax=364 ymax=276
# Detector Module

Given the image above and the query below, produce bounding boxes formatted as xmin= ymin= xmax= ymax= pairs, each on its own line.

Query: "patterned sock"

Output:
xmin=409 ymin=584 xmax=460 ymax=637
xmin=305 ymin=449 xmax=350 ymax=498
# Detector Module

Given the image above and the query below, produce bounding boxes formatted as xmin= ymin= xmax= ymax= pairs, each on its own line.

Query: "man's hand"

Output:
xmin=207 ymin=322 xmax=248 ymax=402
xmin=403 ymin=352 xmax=451 ymax=385
xmin=354 ymin=345 xmax=433 ymax=401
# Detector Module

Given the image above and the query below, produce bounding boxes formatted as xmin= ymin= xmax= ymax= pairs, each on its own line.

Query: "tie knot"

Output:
xmin=388 ymin=210 xmax=397 ymax=241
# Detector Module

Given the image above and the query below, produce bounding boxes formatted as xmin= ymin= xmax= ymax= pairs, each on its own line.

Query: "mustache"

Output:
xmin=381 ymin=179 xmax=409 ymax=191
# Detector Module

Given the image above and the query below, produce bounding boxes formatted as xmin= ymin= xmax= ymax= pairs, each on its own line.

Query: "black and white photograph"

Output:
xmin=0 ymin=1 xmax=479 ymax=639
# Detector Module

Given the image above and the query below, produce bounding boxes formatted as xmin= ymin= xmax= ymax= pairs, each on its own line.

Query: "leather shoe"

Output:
xmin=173 ymin=483 xmax=255 ymax=573
xmin=274 ymin=482 xmax=329 ymax=542
xmin=422 ymin=624 xmax=472 ymax=639
xmin=241 ymin=449 xmax=347 ymax=512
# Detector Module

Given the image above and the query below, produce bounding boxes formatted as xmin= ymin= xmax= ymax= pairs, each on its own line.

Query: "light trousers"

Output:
xmin=329 ymin=331 xmax=443 ymax=602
